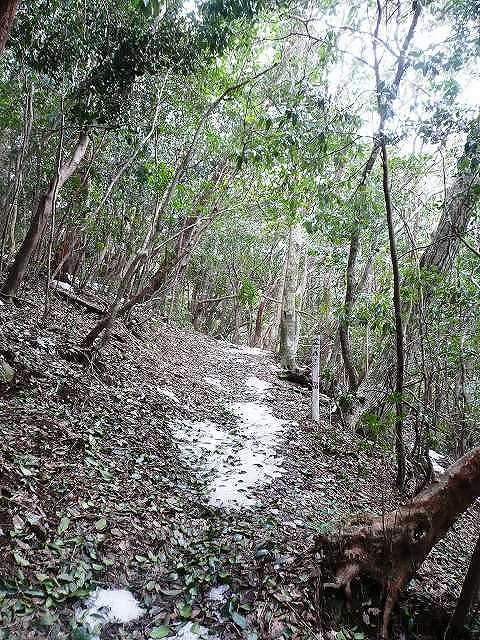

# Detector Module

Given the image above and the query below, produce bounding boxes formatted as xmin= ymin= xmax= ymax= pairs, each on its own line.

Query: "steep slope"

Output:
xmin=0 ymin=281 xmax=478 ymax=639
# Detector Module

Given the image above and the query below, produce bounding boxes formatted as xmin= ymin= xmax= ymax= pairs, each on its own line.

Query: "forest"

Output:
xmin=0 ymin=0 xmax=479 ymax=638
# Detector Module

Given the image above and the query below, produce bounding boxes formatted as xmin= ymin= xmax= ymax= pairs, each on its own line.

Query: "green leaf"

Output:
xmin=150 ymin=626 xmax=171 ymax=638
xmin=58 ymin=516 xmax=70 ymax=534
xmin=230 ymin=611 xmax=247 ymax=629
xmin=95 ymin=518 xmax=107 ymax=531
xmin=13 ymin=552 xmax=30 ymax=567
xmin=135 ymin=555 xmax=148 ymax=563
xmin=35 ymin=572 xmax=49 ymax=582
xmin=73 ymin=627 xmax=91 ymax=640
xmin=40 ymin=612 xmax=56 ymax=626
xmin=178 ymin=603 xmax=192 ymax=618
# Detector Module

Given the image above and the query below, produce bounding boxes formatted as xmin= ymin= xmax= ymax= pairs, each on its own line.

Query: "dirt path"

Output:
xmin=1 ymin=283 xmax=478 ymax=640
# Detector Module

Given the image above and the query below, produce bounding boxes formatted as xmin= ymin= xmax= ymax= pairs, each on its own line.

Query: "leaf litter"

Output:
xmin=0 ymin=280 xmax=479 ymax=639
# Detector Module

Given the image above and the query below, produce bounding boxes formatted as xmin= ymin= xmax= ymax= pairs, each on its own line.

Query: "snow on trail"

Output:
xmin=221 ymin=344 xmax=267 ymax=359
xmin=173 ymin=360 xmax=289 ymax=508
xmin=429 ymin=449 xmax=446 ymax=473
xmin=166 ymin=621 xmax=210 ymax=640
xmin=77 ymin=588 xmax=144 ymax=639
xmin=158 ymin=387 xmax=180 ymax=403
xmin=204 ymin=376 xmax=228 ymax=391
xmin=245 ymin=376 xmax=272 ymax=398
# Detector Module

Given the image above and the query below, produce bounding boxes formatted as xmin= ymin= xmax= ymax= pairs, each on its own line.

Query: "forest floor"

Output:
xmin=1 ymin=280 xmax=479 ymax=640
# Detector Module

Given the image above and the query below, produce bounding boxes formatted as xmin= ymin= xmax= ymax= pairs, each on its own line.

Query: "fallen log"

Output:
xmin=278 ymin=368 xmax=312 ymax=389
xmin=316 ymin=446 xmax=480 ymax=638
xmin=51 ymin=287 xmax=106 ymax=315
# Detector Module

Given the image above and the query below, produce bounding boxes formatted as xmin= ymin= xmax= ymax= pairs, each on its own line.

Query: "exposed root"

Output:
xmin=316 ymin=446 xmax=480 ymax=638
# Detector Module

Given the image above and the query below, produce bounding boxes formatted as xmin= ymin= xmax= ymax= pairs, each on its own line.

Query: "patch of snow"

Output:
xmin=167 ymin=622 xmax=209 ymax=640
xmin=204 ymin=376 xmax=228 ymax=392
xmin=49 ymin=279 xmax=74 ymax=292
xmin=77 ymin=588 xmax=144 ymax=638
xmin=0 ymin=300 xmax=4 ymax=305
xmin=173 ymin=402 xmax=289 ymax=509
xmin=36 ymin=336 xmax=55 ymax=350
xmin=221 ymin=345 xmax=267 ymax=358
xmin=245 ymin=376 xmax=272 ymax=397
xmin=158 ymin=387 xmax=180 ymax=403
xmin=207 ymin=585 xmax=230 ymax=602
xmin=429 ymin=450 xmax=446 ymax=473
xmin=238 ymin=345 xmax=267 ymax=356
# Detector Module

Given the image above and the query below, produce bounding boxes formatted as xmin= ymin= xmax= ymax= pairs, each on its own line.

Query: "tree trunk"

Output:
xmin=1 ymin=132 xmax=89 ymax=299
xmin=279 ymin=226 xmax=301 ymax=370
xmin=0 ymin=0 xmax=19 ymax=53
xmin=251 ymin=298 xmax=267 ymax=347
xmin=381 ymin=141 xmax=406 ymax=489
xmin=420 ymin=171 xmax=480 ymax=275
xmin=80 ymin=186 xmax=220 ymax=348
xmin=347 ymin=166 xmax=480 ymax=429
xmin=318 ymin=446 xmax=480 ymax=639
xmin=339 ymin=230 xmax=360 ymax=393
xmin=444 ymin=532 xmax=480 ymax=639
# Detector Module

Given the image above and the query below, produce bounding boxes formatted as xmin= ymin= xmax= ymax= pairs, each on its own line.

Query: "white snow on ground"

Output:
xmin=158 ymin=387 xmax=180 ymax=403
xmin=204 ymin=376 xmax=228 ymax=392
xmin=429 ymin=449 xmax=446 ymax=473
xmin=173 ymin=402 xmax=289 ymax=508
xmin=77 ymin=588 xmax=144 ymax=639
xmin=237 ymin=345 xmax=266 ymax=356
xmin=166 ymin=622 xmax=209 ymax=640
xmin=221 ymin=345 xmax=266 ymax=358
xmin=49 ymin=279 xmax=74 ymax=292
xmin=245 ymin=376 xmax=272 ymax=397
xmin=207 ymin=585 xmax=230 ymax=601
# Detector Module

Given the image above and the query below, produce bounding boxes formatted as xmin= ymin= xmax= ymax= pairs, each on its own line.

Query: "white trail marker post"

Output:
xmin=311 ymin=335 xmax=320 ymax=423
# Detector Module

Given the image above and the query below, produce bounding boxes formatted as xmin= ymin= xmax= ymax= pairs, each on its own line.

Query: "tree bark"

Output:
xmin=381 ymin=141 xmax=406 ymax=488
xmin=444 ymin=532 xmax=480 ymax=639
xmin=318 ymin=446 xmax=480 ymax=639
xmin=251 ymin=298 xmax=267 ymax=347
xmin=0 ymin=0 xmax=19 ymax=53
xmin=1 ymin=131 xmax=89 ymax=299
xmin=420 ymin=171 xmax=480 ymax=274
xmin=339 ymin=230 xmax=360 ymax=393
xmin=279 ymin=225 xmax=302 ymax=370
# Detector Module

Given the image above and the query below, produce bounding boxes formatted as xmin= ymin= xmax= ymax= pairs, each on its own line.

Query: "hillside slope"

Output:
xmin=0 ymin=281 xmax=478 ymax=639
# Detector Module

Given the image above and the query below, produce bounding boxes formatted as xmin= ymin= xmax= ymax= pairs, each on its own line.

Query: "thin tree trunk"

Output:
xmin=0 ymin=80 xmax=33 ymax=267
xmin=80 ymin=176 xmax=225 ymax=348
xmin=348 ymin=166 xmax=480 ymax=429
xmin=1 ymin=131 xmax=89 ymax=299
xmin=339 ymin=231 xmax=360 ymax=392
xmin=279 ymin=226 xmax=301 ymax=370
xmin=251 ymin=298 xmax=267 ymax=347
xmin=444 ymin=533 xmax=480 ymax=640
xmin=338 ymin=0 xmax=421 ymax=401
xmin=381 ymin=141 xmax=406 ymax=488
